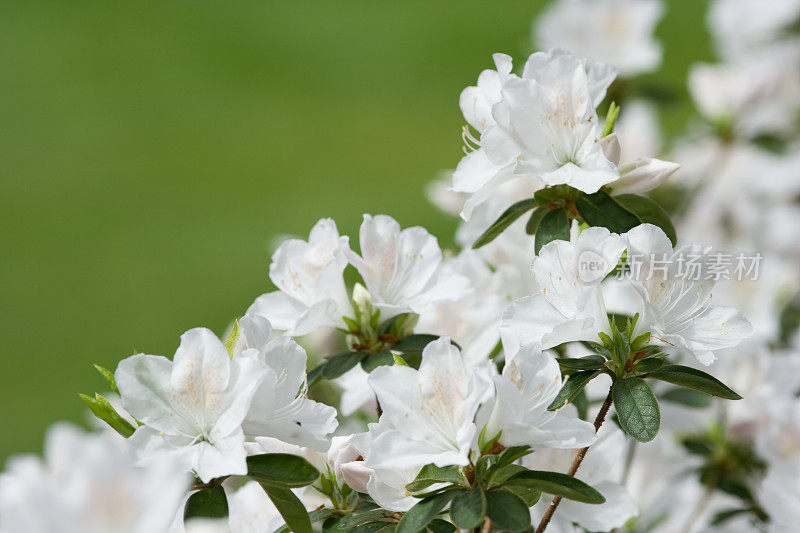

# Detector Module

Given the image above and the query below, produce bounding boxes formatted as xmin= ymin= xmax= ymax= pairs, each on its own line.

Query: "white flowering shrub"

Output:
xmin=3 ymin=0 xmax=800 ymax=532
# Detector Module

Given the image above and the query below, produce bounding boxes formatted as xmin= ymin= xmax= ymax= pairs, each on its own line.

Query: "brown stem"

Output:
xmin=534 ymin=389 xmax=614 ymax=533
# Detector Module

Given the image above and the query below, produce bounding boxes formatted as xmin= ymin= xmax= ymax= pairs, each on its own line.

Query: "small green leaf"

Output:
xmin=275 ymin=509 xmax=334 ymax=533
xmin=472 ymin=199 xmax=537 ymax=249
xmin=93 ymin=364 xmax=118 ymax=394
xmin=406 ymin=464 xmax=469 ymax=493
xmin=79 ymin=393 xmax=135 ymax=438
xmin=335 ymin=509 xmax=394 ymax=529
xmin=392 ymin=334 xmax=440 ymax=352
xmin=601 ymin=101 xmax=619 ymax=137
xmin=224 ymin=320 xmax=240 ymax=357
xmin=247 ymin=453 xmax=320 ymax=487
xmin=555 ymin=355 xmax=606 ymax=371
xmin=486 ymin=464 xmax=527 ymax=487
xmin=535 ymin=208 xmax=570 ymax=254
xmin=613 ymin=377 xmax=661 ymax=442
xmin=710 ymin=508 xmax=751 ymax=527
xmin=184 ymin=485 xmax=228 ymax=520
xmin=322 ymin=351 xmax=367 ymax=379
xmin=525 ymin=207 xmax=548 ymax=235
xmin=575 ymin=190 xmax=640 ymax=234
xmin=360 ymin=349 xmax=394 ymax=373
xmin=259 ymin=483 xmax=313 ymax=533
xmin=494 ymin=446 xmax=533 ymax=467
xmin=504 ymin=470 xmax=606 ymax=504
xmin=661 ymin=387 xmax=713 ymax=408
xmin=533 ymin=187 xmax=566 ymax=207
xmin=647 ymin=365 xmax=742 ymax=400
xmin=450 ymin=486 xmax=486 ymax=529
xmin=614 ymin=194 xmax=677 ymax=246
xmin=307 ymin=363 xmax=325 ymax=387
xmin=505 ymin=485 xmax=541 ymax=506
xmin=547 ymin=371 xmax=601 ymax=411
xmin=484 ymin=490 xmax=530 ymax=532
xmin=396 ymin=491 xmax=456 ymax=533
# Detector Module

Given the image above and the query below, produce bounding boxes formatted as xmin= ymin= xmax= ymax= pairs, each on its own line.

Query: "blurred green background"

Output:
xmin=0 ymin=0 xmax=712 ymax=460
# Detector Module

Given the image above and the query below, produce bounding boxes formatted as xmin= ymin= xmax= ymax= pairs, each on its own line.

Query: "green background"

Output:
xmin=0 ymin=0 xmax=712 ymax=460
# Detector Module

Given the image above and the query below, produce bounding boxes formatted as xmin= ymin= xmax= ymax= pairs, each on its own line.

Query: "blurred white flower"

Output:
xmin=708 ymin=0 xmax=800 ymax=58
xmin=0 ymin=424 xmax=188 ymax=533
xmin=534 ymin=0 xmax=664 ymax=76
xmin=116 ymin=328 xmax=267 ymax=483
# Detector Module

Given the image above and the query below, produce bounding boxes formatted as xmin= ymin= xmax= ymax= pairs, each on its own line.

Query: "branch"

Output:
xmin=534 ymin=389 xmax=614 ymax=533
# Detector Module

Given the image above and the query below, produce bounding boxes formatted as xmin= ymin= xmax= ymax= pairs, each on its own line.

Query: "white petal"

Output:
xmin=612 ymin=157 xmax=680 ymax=195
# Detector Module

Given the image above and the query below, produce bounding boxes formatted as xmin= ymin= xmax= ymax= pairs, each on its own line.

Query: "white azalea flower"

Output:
xmin=624 ymin=224 xmax=753 ymax=365
xmin=335 ymin=365 xmax=378 ymax=417
xmin=602 ymin=132 xmax=679 ymax=196
xmin=453 ymin=49 xmax=619 ymax=220
xmin=481 ymin=345 xmax=597 ymax=448
xmin=417 ymin=250 xmax=512 ymax=366
xmin=0 ymin=424 xmax=189 ymax=533
xmin=527 ymin=426 xmax=638 ymax=532
xmin=248 ymin=218 xmax=353 ymax=336
xmin=346 ymin=214 xmax=470 ymax=319
xmin=235 ymin=315 xmax=338 ymax=452
xmin=361 ymin=337 xmax=493 ymax=469
xmin=759 ymin=463 xmax=800 ymax=532
xmin=500 ymin=223 xmax=626 ymax=357
xmin=708 ymin=0 xmax=800 ymax=58
xmin=116 ymin=327 xmax=267 ymax=483
xmin=534 ymin=0 xmax=664 ymax=76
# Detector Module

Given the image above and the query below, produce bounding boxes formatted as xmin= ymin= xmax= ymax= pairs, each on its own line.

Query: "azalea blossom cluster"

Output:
xmin=2 ymin=1 xmax=800 ymax=532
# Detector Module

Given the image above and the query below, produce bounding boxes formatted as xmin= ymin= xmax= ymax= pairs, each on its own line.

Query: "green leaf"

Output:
xmin=392 ymin=334 xmax=440 ymax=352
xmin=427 ymin=518 xmax=456 ymax=533
xmin=224 ymin=319 xmax=240 ymax=357
xmin=472 ymin=199 xmax=537 ymax=249
xmin=93 ymin=364 xmax=118 ymax=394
xmin=614 ymin=194 xmax=677 ymax=246
xmin=184 ymin=485 xmax=228 ymax=520
xmin=613 ymin=377 xmax=661 ymax=442
xmin=505 ymin=485 xmax=541 ymax=506
xmin=396 ymin=491 xmax=456 ymax=533
xmin=79 ymin=393 xmax=135 ymax=438
xmin=484 ymin=490 xmax=530 ymax=532
xmin=525 ymin=207 xmax=548 ymax=235
xmin=647 ymin=365 xmax=742 ymax=400
xmin=259 ymin=483 xmax=313 ymax=533
xmin=247 ymin=453 xmax=319 ymax=487
xmin=534 ymin=208 xmax=570 ymax=254
xmin=504 ymin=470 xmax=606 ymax=504
xmin=547 ymin=371 xmax=601 ymax=411
xmin=322 ymin=351 xmax=366 ymax=379
xmin=710 ymin=508 xmax=751 ymax=527
xmin=406 ymin=464 xmax=469 ymax=493
xmin=555 ymin=355 xmax=606 ymax=371
xmin=360 ymin=349 xmax=394 ymax=373
xmin=661 ymin=387 xmax=713 ymax=408
xmin=601 ymin=101 xmax=619 ymax=137
xmin=494 ymin=446 xmax=534 ymax=467
xmin=335 ymin=509 xmax=394 ymax=529
xmin=276 ymin=509 xmax=335 ymax=533
xmin=450 ymin=486 xmax=486 ymax=530
xmin=633 ymin=357 xmax=666 ymax=374
xmin=307 ymin=363 xmax=325 ymax=387
xmin=575 ymin=190 xmax=640 ymax=234
xmin=486 ymin=464 xmax=527 ymax=487
xmin=533 ymin=187 xmax=566 ymax=207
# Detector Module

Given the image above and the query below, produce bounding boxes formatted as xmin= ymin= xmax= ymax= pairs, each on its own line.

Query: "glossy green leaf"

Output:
xmin=473 ymin=198 xmax=537 ymax=249
xmin=647 ymin=365 xmax=742 ymax=400
xmin=184 ymin=485 xmax=228 ymax=520
xmin=335 ymin=509 xmax=393 ymax=529
xmin=504 ymin=470 xmax=605 ymax=504
xmin=450 ymin=486 xmax=486 ymax=530
xmin=615 ymin=194 xmax=677 ymax=246
xmin=247 ymin=453 xmax=320 ymax=487
xmin=555 ymin=355 xmax=606 ymax=371
xmin=260 ymin=483 xmax=313 ymax=533
xmin=360 ymin=349 xmax=394 ymax=373
xmin=575 ymin=190 xmax=640 ymax=234
xmin=484 ymin=490 xmax=530 ymax=532
xmin=392 ymin=334 xmax=440 ymax=352
xmin=396 ymin=491 xmax=456 ymax=533
xmin=525 ymin=207 xmax=548 ymax=235
xmin=613 ymin=377 xmax=661 ymax=442
xmin=547 ymin=370 xmax=601 ymax=411
xmin=79 ymin=393 xmax=135 ymax=438
xmin=406 ymin=464 xmax=469 ymax=492
xmin=633 ymin=357 xmax=666 ymax=374
xmin=322 ymin=351 xmax=366 ymax=379
xmin=534 ymin=208 xmax=570 ymax=254
xmin=427 ymin=518 xmax=456 ymax=533
xmin=661 ymin=387 xmax=713 ymax=408
xmin=275 ymin=509 xmax=334 ymax=533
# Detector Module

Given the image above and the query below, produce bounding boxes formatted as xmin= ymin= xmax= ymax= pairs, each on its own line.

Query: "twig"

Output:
xmin=534 ymin=389 xmax=614 ymax=533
